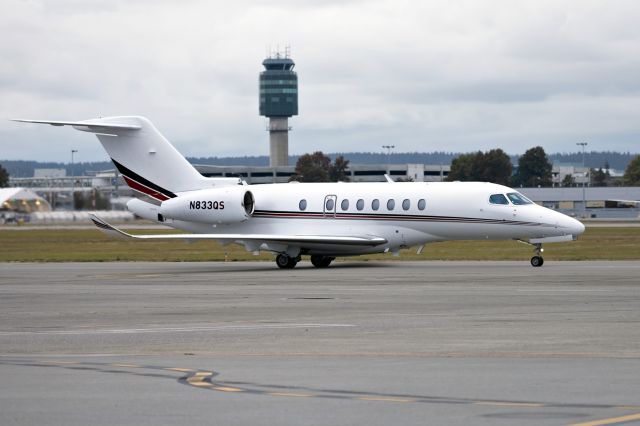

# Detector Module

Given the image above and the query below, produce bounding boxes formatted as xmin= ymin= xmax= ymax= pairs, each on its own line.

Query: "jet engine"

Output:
xmin=159 ymin=187 xmax=254 ymax=224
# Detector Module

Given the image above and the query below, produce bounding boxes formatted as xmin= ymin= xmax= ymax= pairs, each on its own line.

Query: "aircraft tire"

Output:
xmin=276 ymin=254 xmax=297 ymax=269
xmin=530 ymin=256 xmax=544 ymax=267
xmin=311 ymin=255 xmax=334 ymax=268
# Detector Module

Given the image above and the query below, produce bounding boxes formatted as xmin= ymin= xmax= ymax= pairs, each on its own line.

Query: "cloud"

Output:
xmin=1 ymin=0 xmax=640 ymax=162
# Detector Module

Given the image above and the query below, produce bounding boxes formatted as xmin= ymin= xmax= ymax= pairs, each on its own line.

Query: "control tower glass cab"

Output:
xmin=259 ymin=57 xmax=298 ymax=117
xmin=259 ymin=56 xmax=298 ymax=167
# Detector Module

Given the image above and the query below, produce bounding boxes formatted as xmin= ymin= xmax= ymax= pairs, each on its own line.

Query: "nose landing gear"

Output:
xmin=530 ymin=243 xmax=544 ymax=267
xmin=517 ymin=240 xmax=545 ymax=267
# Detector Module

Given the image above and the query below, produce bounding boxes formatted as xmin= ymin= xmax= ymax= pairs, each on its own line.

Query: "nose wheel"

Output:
xmin=530 ymin=255 xmax=544 ymax=267
xmin=530 ymin=243 xmax=544 ymax=267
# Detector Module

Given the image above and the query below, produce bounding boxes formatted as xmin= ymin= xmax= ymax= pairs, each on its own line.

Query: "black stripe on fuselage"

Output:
xmin=111 ymin=158 xmax=176 ymax=199
xmin=252 ymin=209 xmax=552 ymax=227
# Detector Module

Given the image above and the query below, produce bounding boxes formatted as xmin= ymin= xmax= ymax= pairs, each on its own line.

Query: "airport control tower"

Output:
xmin=259 ymin=51 xmax=298 ymax=167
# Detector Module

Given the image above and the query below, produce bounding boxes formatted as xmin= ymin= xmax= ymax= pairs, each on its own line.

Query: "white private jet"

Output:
xmin=13 ymin=116 xmax=585 ymax=268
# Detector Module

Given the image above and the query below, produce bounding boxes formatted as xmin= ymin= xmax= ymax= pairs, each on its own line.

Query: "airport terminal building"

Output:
xmin=193 ymin=163 xmax=450 ymax=184
xmin=7 ymin=164 xmax=640 ymax=220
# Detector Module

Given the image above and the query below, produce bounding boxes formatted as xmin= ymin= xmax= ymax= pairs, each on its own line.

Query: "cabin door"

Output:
xmin=323 ymin=195 xmax=337 ymax=218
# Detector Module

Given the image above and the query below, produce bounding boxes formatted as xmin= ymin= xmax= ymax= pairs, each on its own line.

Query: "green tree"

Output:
xmin=292 ymin=151 xmax=330 ymax=182
xmin=479 ymin=149 xmax=512 ymax=185
xmin=561 ymin=174 xmax=575 ymax=187
xmin=292 ymin=152 xmax=350 ymax=182
xmin=623 ymin=155 xmax=640 ymax=186
xmin=592 ymin=168 xmax=608 ymax=187
xmin=447 ymin=149 xmax=512 ymax=185
xmin=0 ymin=163 xmax=9 ymax=187
xmin=329 ymin=155 xmax=350 ymax=182
xmin=514 ymin=146 xmax=553 ymax=187
xmin=447 ymin=153 xmax=475 ymax=182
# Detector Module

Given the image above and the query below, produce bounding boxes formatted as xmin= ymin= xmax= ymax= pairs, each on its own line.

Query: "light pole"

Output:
xmin=71 ymin=149 xmax=78 ymax=209
xmin=382 ymin=145 xmax=395 ymax=175
xmin=576 ymin=142 xmax=587 ymax=217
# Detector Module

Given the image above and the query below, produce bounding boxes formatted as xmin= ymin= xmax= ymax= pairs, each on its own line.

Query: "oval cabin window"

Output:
xmin=325 ymin=198 xmax=335 ymax=211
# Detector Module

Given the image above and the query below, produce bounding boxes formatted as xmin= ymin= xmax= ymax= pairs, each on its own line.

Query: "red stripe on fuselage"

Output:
xmin=122 ymin=176 xmax=170 ymax=201
xmin=251 ymin=210 xmax=547 ymax=227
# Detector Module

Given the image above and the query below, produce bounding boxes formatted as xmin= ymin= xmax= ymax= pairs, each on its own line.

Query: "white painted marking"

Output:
xmin=0 ymin=323 xmax=356 ymax=336
xmin=516 ymin=289 xmax=609 ymax=293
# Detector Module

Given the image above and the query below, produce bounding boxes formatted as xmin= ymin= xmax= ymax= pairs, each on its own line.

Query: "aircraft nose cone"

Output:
xmin=569 ymin=217 xmax=586 ymax=235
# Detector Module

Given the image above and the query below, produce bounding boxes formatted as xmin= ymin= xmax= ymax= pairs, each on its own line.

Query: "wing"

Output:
xmin=90 ymin=214 xmax=387 ymax=247
xmin=11 ymin=119 xmax=141 ymax=134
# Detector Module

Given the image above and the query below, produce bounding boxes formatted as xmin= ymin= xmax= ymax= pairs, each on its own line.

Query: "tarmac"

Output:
xmin=1 ymin=260 xmax=639 ymax=426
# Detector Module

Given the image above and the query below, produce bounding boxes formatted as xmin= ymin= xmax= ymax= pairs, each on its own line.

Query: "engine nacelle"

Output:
xmin=127 ymin=198 xmax=160 ymax=222
xmin=159 ymin=187 xmax=254 ymax=224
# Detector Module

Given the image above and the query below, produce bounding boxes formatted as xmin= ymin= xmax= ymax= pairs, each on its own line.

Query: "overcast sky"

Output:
xmin=2 ymin=0 xmax=640 ymax=162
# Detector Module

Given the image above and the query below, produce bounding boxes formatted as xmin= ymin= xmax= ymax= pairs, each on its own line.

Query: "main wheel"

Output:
xmin=276 ymin=254 xmax=297 ymax=269
xmin=530 ymin=256 xmax=544 ymax=267
xmin=311 ymin=255 xmax=334 ymax=268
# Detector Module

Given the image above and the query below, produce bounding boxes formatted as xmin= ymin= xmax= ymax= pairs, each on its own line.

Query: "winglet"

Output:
xmin=89 ymin=214 xmax=135 ymax=239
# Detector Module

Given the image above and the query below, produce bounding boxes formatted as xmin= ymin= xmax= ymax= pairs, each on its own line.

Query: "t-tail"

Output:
xmin=12 ymin=116 xmax=239 ymax=203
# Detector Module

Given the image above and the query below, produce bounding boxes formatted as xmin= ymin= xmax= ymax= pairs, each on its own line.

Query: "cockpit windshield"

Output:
xmin=489 ymin=194 xmax=509 ymax=205
xmin=506 ymin=192 xmax=533 ymax=205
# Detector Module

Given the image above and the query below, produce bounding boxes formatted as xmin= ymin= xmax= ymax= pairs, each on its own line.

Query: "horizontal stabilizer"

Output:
xmin=11 ymin=119 xmax=141 ymax=131
xmin=89 ymin=214 xmax=387 ymax=246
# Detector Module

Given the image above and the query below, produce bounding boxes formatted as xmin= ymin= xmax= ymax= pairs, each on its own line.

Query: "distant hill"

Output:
xmin=2 ymin=151 xmax=637 ymax=178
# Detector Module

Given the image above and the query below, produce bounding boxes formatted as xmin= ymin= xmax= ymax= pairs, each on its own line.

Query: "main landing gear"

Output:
xmin=275 ymin=254 xmax=300 ymax=269
xmin=530 ymin=243 xmax=544 ymax=267
xmin=310 ymin=255 xmax=335 ymax=268
xmin=275 ymin=254 xmax=335 ymax=269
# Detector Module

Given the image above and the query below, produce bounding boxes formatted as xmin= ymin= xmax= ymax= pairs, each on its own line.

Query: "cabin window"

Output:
xmin=489 ymin=194 xmax=509 ymax=205
xmin=341 ymin=199 xmax=349 ymax=211
xmin=299 ymin=199 xmax=307 ymax=211
xmin=372 ymin=199 xmax=380 ymax=211
xmin=387 ymin=199 xmax=395 ymax=210
xmin=402 ymin=199 xmax=410 ymax=210
xmin=356 ymin=199 xmax=364 ymax=211
xmin=507 ymin=192 xmax=533 ymax=205
xmin=418 ymin=199 xmax=426 ymax=210
xmin=325 ymin=198 xmax=335 ymax=211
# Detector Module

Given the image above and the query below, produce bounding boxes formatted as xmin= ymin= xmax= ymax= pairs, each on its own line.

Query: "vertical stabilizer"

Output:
xmin=93 ymin=116 xmax=208 ymax=200
xmin=13 ymin=116 xmax=212 ymax=202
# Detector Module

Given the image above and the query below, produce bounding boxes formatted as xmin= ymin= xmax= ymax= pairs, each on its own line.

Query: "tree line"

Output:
xmin=2 ymin=150 xmax=639 ymax=178
xmin=2 ymin=151 xmax=640 ymax=187
xmin=289 ymin=148 xmax=640 ymax=187
xmin=447 ymin=146 xmax=640 ymax=187
xmin=447 ymin=147 xmax=552 ymax=187
xmin=0 ymin=163 xmax=9 ymax=187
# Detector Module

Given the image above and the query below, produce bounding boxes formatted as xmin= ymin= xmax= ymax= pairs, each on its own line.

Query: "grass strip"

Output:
xmin=1 ymin=227 xmax=639 ymax=262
